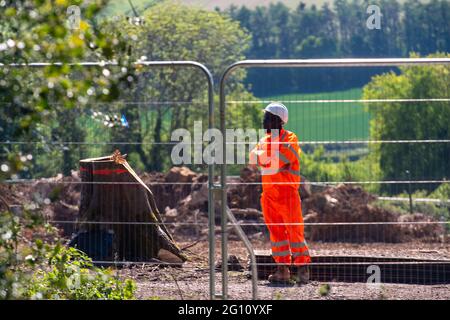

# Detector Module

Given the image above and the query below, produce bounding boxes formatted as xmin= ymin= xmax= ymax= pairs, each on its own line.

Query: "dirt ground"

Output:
xmin=119 ymin=239 xmax=450 ymax=300
xmin=2 ymin=167 xmax=449 ymax=300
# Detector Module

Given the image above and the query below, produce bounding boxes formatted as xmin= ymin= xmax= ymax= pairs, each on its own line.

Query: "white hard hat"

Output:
xmin=264 ymin=102 xmax=288 ymax=124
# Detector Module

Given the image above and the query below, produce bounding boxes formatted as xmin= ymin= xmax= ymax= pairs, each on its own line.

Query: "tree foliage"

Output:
xmin=0 ymin=1 xmax=255 ymax=176
xmin=0 ymin=210 xmax=136 ymax=300
xmin=99 ymin=2 xmax=253 ymax=171
xmin=222 ymin=0 xmax=450 ymax=95
xmin=363 ymin=53 xmax=450 ymax=193
xmin=0 ymin=0 xmax=138 ymax=179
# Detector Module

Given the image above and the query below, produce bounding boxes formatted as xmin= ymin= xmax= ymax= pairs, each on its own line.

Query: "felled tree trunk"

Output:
xmin=75 ymin=150 xmax=187 ymax=263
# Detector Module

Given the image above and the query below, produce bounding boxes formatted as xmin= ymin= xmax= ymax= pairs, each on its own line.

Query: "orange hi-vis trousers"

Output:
xmin=261 ymin=185 xmax=311 ymax=266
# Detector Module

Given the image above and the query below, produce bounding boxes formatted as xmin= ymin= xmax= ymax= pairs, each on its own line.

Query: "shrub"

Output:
xmin=0 ymin=210 xmax=136 ymax=300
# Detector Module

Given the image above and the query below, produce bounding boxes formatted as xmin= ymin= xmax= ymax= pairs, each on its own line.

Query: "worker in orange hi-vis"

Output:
xmin=249 ymin=102 xmax=311 ymax=284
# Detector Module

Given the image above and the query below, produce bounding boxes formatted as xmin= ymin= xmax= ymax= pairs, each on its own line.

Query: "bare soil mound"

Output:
xmin=0 ymin=166 xmax=445 ymax=242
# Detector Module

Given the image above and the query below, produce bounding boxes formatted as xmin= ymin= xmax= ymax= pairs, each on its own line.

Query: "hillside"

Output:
xmin=100 ymin=0 xmax=419 ymax=16
xmin=264 ymin=88 xmax=369 ymax=142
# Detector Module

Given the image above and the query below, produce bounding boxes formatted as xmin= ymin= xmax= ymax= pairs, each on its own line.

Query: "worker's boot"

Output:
xmin=268 ymin=265 xmax=291 ymax=283
xmin=295 ymin=265 xmax=310 ymax=284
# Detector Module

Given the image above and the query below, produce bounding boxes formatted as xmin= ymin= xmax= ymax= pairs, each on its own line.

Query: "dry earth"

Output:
xmin=119 ymin=239 xmax=450 ymax=300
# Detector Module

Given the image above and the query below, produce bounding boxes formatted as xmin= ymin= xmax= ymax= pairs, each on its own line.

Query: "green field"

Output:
xmin=99 ymin=0 xmax=416 ymax=15
xmin=98 ymin=0 xmax=331 ymax=16
xmin=264 ymin=88 xmax=370 ymax=142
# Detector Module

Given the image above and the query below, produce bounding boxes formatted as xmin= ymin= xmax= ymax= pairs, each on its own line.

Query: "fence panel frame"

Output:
xmin=217 ymin=58 xmax=450 ymax=300
xmin=0 ymin=60 xmax=217 ymax=300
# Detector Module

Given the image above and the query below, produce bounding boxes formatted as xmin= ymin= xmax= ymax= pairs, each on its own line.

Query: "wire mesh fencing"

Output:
xmin=219 ymin=59 xmax=450 ymax=300
xmin=2 ymin=58 xmax=450 ymax=300
xmin=0 ymin=62 xmax=218 ymax=300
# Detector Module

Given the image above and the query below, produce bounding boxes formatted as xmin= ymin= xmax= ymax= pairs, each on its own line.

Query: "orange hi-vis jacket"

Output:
xmin=250 ymin=128 xmax=301 ymax=190
xmin=250 ymin=128 xmax=311 ymax=266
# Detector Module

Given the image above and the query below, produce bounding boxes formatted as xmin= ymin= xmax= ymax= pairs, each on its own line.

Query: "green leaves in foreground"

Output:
xmin=27 ymin=244 xmax=136 ymax=300
xmin=0 ymin=210 xmax=136 ymax=300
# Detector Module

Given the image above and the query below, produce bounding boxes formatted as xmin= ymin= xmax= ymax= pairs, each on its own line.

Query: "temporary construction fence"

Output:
xmin=217 ymin=58 xmax=450 ymax=300
xmin=0 ymin=60 xmax=217 ymax=299
xmin=1 ymin=58 xmax=450 ymax=300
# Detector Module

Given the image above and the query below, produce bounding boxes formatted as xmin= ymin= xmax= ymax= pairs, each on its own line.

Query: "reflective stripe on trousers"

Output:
xmin=262 ymin=186 xmax=311 ymax=266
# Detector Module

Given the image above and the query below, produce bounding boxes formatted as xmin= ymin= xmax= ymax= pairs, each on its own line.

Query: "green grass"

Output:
xmin=264 ymin=88 xmax=370 ymax=142
xmin=98 ymin=0 xmax=326 ymax=16
xmin=100 ymin=0 xmax=416 ymax=14
xmin=98 ymin=0 xmax=160 ymax=17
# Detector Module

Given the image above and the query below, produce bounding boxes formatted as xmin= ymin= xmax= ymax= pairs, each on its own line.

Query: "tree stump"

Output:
xmin=72 ymin=150 xmax=187 ymax=264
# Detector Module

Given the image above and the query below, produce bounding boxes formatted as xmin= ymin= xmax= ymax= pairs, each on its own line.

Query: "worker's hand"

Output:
xmin=248 ymin=163 xmax=257 ymax=170
xmin=249 ymin=147 xmax=258 ymax=168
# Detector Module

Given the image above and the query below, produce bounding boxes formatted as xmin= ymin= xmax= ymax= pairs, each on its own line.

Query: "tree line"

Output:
xmin=219 ymin=0 xmax=450 ymax=95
